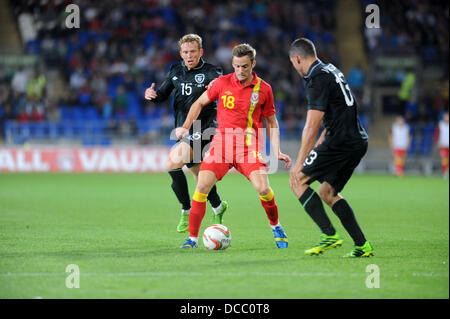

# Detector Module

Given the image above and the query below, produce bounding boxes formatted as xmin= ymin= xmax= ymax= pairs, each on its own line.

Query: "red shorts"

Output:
xmin=200 ymin=135 xmax=268 ymax=181
xmin=440 ymin=147 xmax=449 ymax=158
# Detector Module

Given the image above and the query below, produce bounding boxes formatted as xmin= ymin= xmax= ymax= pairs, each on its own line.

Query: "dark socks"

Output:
xmin=207 ymin=185 xmax=222 ymax=209
xmin=168 ymin=169 xmax=191 ymax=211
xmin=332 ymin=199 xmax=366 ymax=246
xmin=169 ymin=168 xmax=222 ymax=210
xmin=299 ymin=187 xmax=336 ymax=236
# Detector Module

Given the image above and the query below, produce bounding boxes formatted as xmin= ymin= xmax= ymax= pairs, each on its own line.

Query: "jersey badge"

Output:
xmin=194 ymin=74 xmax=205 ymax=84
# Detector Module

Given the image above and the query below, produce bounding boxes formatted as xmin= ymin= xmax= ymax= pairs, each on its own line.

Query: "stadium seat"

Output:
xmin=420 ymin=123 xmax=435 ymax=156
xmin=408 ymin=124 xmax=417 ymax=156
xmin=72 ymin=107 xmax=84 ymax=120
xmin=84 ymin=106 xmax=99 ymax=120
xmin=30 ymin=122 xmax=47 ymax=139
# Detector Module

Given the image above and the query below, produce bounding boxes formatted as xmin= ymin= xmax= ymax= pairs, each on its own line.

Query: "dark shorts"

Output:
xmin=301 ymin=142 xmax=368 ymax=193
xmin=181 ymin=127 xmax=216 ymax=168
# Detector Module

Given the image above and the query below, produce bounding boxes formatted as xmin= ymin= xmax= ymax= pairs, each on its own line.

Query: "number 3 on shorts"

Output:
xmin=304 ymin=150 xmax=317 ymax=166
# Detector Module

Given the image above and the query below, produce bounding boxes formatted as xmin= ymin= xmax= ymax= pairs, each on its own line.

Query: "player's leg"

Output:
xmin=319 ymin=182 xmax=373 ymax=257
xmin=167 ymin=142 xmax=193 ymax=233
xmin=290 ymin=171 xmax=342 ymax=255
xmin=319 ymin=182 xmax=367 ymax=245
xmin=290 ymin=171 xmax=337 ymax=237
xmin=181 ymin=170 xmax=218 ymax=248
xmin=320 ymin=145 xmax=374 ymax=257
xmin=189 ymin=164 xmax=228 ymax=224
xmin=244 ymin=164 xmax=288 ymax=248
xmin=439 ymin=147 xmax=449 ymax=178
xmin=393 ymin=149 xmax=406 ymax=177
xmin=181 ymin=152 xmax=231 ymax=248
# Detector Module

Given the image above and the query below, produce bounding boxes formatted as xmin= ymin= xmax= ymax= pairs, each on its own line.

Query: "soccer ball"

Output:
xmin=202 ymin=224 xmax=231 ymax=250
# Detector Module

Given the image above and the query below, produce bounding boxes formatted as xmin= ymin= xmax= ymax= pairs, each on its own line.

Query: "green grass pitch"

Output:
xmin=0 ymin=172 xmax=448 ymax=299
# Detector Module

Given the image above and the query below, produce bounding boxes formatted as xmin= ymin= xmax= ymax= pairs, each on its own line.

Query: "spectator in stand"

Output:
xmin=113 ymin=85 xmax=128 ymax=116
xmin=17 ymin=106 xmax=29 ymax=123
xmin=347 ymin=63 xmax=365 ymax=97
xmin=389 ymin=116 xmax=411 ymax=177
xmin=70 ymin=66 xmax=87 ymax=91
xmin=11 ymin=66 xmax=29 ymax=94
xmin=30 ymin=103 xmax=44 ymax=122
xmin=26 ymin=68 xmax=46 ymax=100
xmin=398 ymin=70 xmax=417 ymax=116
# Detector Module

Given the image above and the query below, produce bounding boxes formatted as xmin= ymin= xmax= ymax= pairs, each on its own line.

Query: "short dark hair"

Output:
xmin=289 ymin=38 xmax=317 ymax=58
xmin=232 ymin=43 xmax=256 ymax=62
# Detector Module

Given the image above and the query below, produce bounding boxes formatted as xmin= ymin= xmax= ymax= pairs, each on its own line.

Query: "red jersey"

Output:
xmin=207 ymin=71 xmax=276 ymax=149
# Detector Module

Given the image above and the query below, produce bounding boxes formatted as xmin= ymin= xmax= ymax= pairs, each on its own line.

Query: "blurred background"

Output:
xmin=0 ymin=0 xmax=448 ymax=174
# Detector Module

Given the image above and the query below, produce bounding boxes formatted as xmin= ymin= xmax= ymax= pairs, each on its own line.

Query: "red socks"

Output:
xmin=189 ymin=191 xmax=208 ymax=237
xmin=260 ymin=188 xmax=279 ymax=226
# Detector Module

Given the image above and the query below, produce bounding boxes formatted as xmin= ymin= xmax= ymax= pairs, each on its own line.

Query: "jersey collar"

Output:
xmin=303 ymin=59 xmax=323 ymax=80
xmin=232 ymin=71 xmax=259 ymax=87
xmin=181 ymin=57 xmax=205 ymax=71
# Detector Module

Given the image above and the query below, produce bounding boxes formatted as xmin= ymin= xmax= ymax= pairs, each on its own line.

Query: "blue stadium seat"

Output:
xmin=126 ymin=91 xmax=141 ymax=118
xmin=84 ymin=106 xmax=99 ymax=120
xmin=30 ymin=122 xmax=47 ymax=139
xmin=78 ymin=92 xmax=92 ymax=105
xmin=61 ymin=121 xmax=75 ymax=138
xmin=408 ymin=124 xmax=417 ymax=156
xmin=59 ymin=106 xmax=72 ymax=120
xmin=48 ymin=122 xmax=59 ymax=139
xmin=72 ymin=107 xmax=84 ymax=120
xmin=420 ymin=123 xmax=435 ymax=156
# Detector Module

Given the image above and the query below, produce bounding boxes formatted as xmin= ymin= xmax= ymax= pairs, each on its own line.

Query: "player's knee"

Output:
xmin=166 ymin=157 xmax=182 ymax=171
xmin=195 ymin=171 xmax=217 ymax=194
xmin=257 ymin=186 xmax=271 ymax=197
xmin=196 ymin=182 xmax=212 ymax=195
xmin=318 ymin=183 xmax=336 ymax=206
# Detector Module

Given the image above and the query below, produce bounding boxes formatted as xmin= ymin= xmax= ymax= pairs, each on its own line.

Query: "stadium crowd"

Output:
xmin=0 ymin=0 xmax=448 ymax=149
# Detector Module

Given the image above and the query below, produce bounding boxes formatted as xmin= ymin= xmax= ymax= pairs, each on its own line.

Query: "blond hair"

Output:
xmin=231 ymin=43 xmax=256 ymax=62
xmin=178 ymin=34 xmax=203 ymax=50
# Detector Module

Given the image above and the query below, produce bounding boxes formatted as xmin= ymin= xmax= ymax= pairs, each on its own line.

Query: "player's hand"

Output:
xmin=278 ymin=152 xmax=292 ymax=169
xmin=175 ymin=127 xmax=189 ymax=140
xmin=289 ymin=164 xmax=303 ymax=189
xmin=144 ymin=83 xmax=157 ymax=100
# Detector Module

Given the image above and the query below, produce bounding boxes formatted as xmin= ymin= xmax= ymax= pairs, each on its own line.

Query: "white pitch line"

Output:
xmin=0 ymin=271 xmax=448 ymax=278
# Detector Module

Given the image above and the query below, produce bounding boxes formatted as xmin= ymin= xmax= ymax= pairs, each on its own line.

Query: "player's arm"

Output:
xmin=315 ymin=128 xmax=326 ymax=147
xmin=292 ymin=73 xmax=328 ymax=172
xmin=293 ymin=109 xmax=324 ymax=172
xmin=175 ymin=91 xmax=212 ymax=139
xmin=144 ymin=69 xmax=175 ymax=103
xmin=265 ymin=115 xmax=292 ymax=169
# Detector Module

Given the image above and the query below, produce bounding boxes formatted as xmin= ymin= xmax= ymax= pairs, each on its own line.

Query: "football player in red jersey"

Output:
xmin=175 ymin=43 xmax=292 ymax=249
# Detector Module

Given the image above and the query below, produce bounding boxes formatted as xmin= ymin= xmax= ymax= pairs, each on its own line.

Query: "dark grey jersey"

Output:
xmin=151 ymin=58 xmax=222 ymax=132
xmin=304 ymin=60 xmax=368 ymax=150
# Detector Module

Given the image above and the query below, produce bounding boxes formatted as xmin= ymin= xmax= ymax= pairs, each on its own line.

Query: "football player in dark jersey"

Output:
xmin=288 ymin=38 xmax=374 ymax=258
xmin=145 ymin=34 xmax=227 ymax=233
